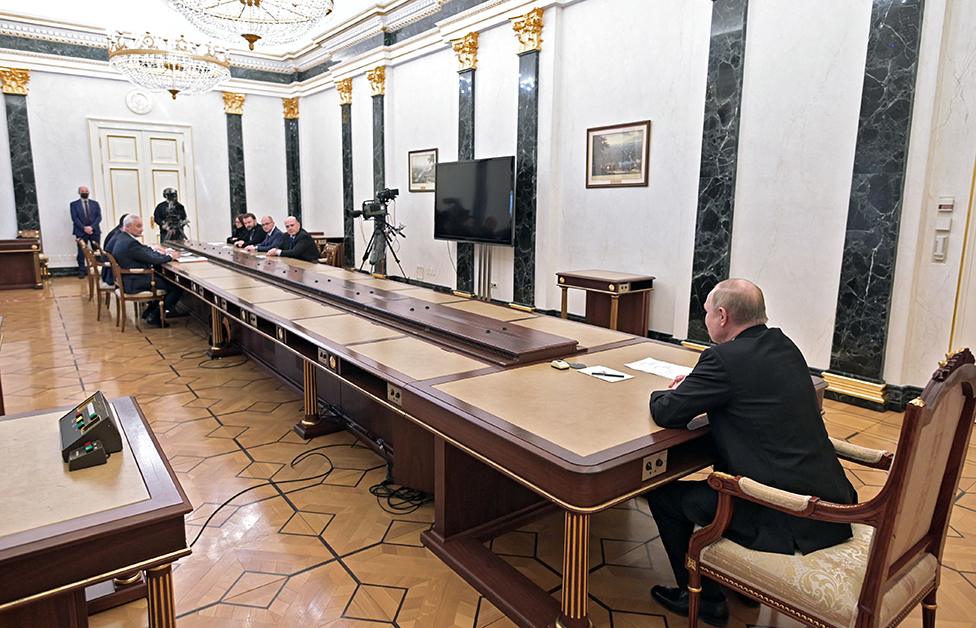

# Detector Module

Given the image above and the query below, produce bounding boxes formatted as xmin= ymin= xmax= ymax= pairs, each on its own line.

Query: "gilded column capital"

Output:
xmin=335 ymin=78 xmax=352 ymax=105
xmin=282 ymin=97 xmax=299 ymax=119
xmin=223 ymin=92 xmax=245 ymax=115
xmin=0 ymin=67 xmax=30 ymax=95
xmin=367 ymin=66 xmax=386 ymax=96
xmin=452 ymin=32 xmax=479 ymax=72
xmin=511 ymin=7 xmax=544 ymax=54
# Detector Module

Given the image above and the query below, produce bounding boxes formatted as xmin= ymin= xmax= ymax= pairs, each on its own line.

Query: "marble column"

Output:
xmin=511 ymin=9 xmax=544 ymax=307
xmin=686 ymin=0 xmax=749 ymax=342
xmin=223 ymin=93 xmax=247 ymax=222
xmin=283 ymin=98 xmax=302 ymax=221
xmin=1 ymin=68 xmax=39 ymax=232
xmin=454 ymin=33 xmax=478 ymax=293
xmin=827 ymin=0 xmax=925 ymax=383
xmin=337 ymin=79 xmax=354 ymax=268
xmin=368 ymin=66 xmax=387 ymax=274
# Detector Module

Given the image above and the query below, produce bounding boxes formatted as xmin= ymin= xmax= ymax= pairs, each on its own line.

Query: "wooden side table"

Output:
xmin=557 ymin=270 xmax=655 ymax=337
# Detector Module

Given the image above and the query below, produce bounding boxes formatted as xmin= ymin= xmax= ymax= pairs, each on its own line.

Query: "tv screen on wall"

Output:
xmin=433 ymin=157 xmax=515 ymax=246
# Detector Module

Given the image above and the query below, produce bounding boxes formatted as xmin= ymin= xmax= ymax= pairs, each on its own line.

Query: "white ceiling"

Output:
xmin=0 ymin=0 xmax=380 ymax=56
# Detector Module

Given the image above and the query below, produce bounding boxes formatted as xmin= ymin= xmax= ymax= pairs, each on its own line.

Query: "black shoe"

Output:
xmin=165 ymin=309 xmax=187 ymax=319
xmin=78 ymin=273 xmax=87 ymax=279
xmin=651 ymin=586 xmax=728 ymax=626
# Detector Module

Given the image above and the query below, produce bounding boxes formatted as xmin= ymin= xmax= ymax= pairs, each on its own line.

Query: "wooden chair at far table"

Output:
xmin=686 ymin=348 xmax=976 ymax=628
xmin=103 ymin=251 xmax=167 ymax=333
xmin=77 ymin=239 xmax=114 ymax=321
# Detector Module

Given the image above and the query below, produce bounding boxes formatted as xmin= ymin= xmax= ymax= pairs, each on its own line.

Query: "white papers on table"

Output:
xmin=176 ymin=254 xmax=207 ymax=263
xmin=578 ymin=366 xmax=633 ymax=383
xmin=255 ymin=254 xmax=266 ymax=259
xmin=207 ymin=241 xmax=224 ymax=245
xmin=625 ymin=357 xmax=693 ymax=379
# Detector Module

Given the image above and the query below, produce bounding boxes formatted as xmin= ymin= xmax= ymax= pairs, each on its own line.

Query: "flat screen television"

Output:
xmin=434 ymin=156 xmax=515 ymax=246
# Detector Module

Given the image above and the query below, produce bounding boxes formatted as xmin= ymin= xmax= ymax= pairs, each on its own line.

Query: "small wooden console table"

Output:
xmin=557 ymin=269 xmax=654 ymax=336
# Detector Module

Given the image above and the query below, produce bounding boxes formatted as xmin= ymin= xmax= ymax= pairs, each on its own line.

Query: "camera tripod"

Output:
xmin=360 ymin=214 xmax=407 ymax=278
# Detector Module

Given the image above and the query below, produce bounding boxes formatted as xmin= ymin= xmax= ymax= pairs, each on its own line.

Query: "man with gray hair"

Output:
xmin=645 ymin=279 xmax=856 ymax=624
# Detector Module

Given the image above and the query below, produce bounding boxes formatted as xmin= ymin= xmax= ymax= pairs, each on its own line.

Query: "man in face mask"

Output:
xmin=70 ymin=185 xmax=102 ymax=278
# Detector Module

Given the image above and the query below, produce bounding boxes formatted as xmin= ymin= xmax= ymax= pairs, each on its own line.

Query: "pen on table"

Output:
xmin=592 ymin=371 xmax=625 ymax=378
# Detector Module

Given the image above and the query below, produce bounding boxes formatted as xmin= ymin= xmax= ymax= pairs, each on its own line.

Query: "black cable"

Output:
xmin=197 ymin=355 xmax=248 ymax=369
xmin=369 ymin=469 xmax=433 ymax=516
xmin=188 ymin=444 xmax=348 ymax=547
xmin=180 ymin=349 xmax=209 ymax=359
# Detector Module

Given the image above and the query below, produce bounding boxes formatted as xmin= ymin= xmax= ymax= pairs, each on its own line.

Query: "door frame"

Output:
xmin=950 ymin=155 xmax=976 ymax=351
xmin=86 ymin=117 xmax=198 ymax=242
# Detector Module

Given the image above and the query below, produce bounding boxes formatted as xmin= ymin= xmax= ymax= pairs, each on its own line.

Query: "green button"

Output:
xmin=85 ymin=445 xmax=94 ymax=452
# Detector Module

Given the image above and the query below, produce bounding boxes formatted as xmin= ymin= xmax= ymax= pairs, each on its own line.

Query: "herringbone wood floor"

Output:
xmin=1 ymin=279 xmax=974 ymax=627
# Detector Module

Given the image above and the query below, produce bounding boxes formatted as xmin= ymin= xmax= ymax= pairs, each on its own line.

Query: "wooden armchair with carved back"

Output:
xmin=103 ymin=251 xmax=166 ymax=333
xmin=686 ymin=348 xmax=976 ymax=628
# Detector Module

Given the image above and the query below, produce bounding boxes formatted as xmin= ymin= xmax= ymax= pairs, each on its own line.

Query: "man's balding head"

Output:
xmin=704 ymin=278 xmax=767 ymax=343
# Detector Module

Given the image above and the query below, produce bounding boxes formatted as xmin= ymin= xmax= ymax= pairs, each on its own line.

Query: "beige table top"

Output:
xmin=434 ymin=342 xmax=701 ymax=458
xmin=0 ymin=407 xmax=150 ymax=539
xmin=225 ymin=285 xmax=302 ymax=304
xmin=296 ymin=314 xmax=404 ymax=346
xmin=204 ymin=274 xmax=268 ymax=290
xmin=349 ymin=277 xmax=419 ymax=292
xmin=256 ymin=299 xmax=345 ymax=320
xmin=509 ymin=316 xmax=631 ymax=350
xmin=350 ymin=337 xmax=488 ymax=381
xmin=399 ymin=289 xmax=466 ymax=304
xmin=444 ymin=300 xmax=537 ymax=322
xmin=173 ymin=262 xmax=240 ymax=278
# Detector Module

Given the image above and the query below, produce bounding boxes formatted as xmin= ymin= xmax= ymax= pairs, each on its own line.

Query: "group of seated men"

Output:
xmin=227 ymin=213 xmax=320 ymax=262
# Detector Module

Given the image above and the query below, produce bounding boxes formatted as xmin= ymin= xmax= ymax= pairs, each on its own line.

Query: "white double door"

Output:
xmin=88 ymin=119 xmax=197 ymax=244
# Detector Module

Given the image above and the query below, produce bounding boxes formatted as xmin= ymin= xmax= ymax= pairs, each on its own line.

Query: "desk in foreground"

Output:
xmin=0 ymin=397 xmax=192 ymax=627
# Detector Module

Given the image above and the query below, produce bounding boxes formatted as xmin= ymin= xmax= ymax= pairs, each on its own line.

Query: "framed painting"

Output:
xmin=408 ymin=148 xmax=438 ymax=192
xmin=585 ymin=120 xmax=651 ymax=188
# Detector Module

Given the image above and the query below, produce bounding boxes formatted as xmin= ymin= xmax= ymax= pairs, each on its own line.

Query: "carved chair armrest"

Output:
xmin=119 ymin=268 xmax=153 ymax=275
xmin=686 ymin=472 xmax=880 ymax=567
xmin=829 ymin=436 xmax=893 ymax=470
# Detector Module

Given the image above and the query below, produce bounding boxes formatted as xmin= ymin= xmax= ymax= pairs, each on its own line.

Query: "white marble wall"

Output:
xmin=298 ymin=87 xmax=344 ymax=236
xmin=885 ymin=0 xmax=976 ymax=386
xmin=0 ymin=99 xmax=15 ymax=238
xmin=352 ymin=73 xmax=375 ymax=270
xmin=729 ymin=0 xmax=871 ymax=369
xmin=384 ymin=46 xmax=458 ymax=287
xmin=547 ymin=0 xmax=711 ymax=336
xmin=22 ymin=72 xmax=230 ymax=267
xmin=242 ymin=94 xmax=288 ymax=221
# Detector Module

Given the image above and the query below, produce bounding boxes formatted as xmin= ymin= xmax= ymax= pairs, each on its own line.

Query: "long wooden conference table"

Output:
xmin=162 ymin=241 xmax=715 ymax=628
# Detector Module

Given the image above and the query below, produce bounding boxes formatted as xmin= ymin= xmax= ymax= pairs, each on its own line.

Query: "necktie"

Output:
xmin=83 ymin=199 xmax=89 ymax=221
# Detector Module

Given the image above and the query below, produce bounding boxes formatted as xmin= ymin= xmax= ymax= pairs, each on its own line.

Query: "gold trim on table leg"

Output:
xmin=609 ymin=295 xmax=620 ymax=330
xmin=113 ymin=572 xmax=143 ymax=587
xmin=302 ymin=360 xmax=318 ymax=426
xmin=146 ymin=563 xmax=175 ymax=628
xmin=560 ymin=286 xmax=569 ymax=319
xmin=557 ymin=512 xmax=594 ymax=628
xmin=207 ymin=305 xmax=240 ymax=358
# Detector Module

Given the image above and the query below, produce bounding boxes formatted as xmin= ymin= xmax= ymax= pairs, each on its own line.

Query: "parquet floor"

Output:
xmin=1 ymin=278 xmax=974 ymax=627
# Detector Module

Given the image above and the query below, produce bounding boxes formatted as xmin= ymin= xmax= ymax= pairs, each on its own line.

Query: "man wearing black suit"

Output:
xmin=111 ymin=215 xmax=183 ymax=327
xmin=233 ymin=213 xmax=266 ymax=248
xmin=267 ymin=216 xmax=319 ymax=262
xmin=70 ymin=186 xmax=102 ymax=278
xmin=646 ymin=279 xmax=856 ymax=625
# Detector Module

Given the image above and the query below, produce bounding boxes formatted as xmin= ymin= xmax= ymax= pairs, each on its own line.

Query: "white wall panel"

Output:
xmin=242 ymin=94 xmax=287 ymax=221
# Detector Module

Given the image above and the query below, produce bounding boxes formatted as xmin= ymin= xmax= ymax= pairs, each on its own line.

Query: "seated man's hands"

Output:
xmin=244 ymin=245 xmax=256 ymax=252
xmin=668 ymin=374 xmax=686 ymax=389
xmin=267 ymin=248 xmax=281 ymax=257
xmin=169 ymin=250 xmax=181 ymax=260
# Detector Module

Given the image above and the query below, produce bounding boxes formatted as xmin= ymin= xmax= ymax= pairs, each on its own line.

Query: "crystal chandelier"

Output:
xmin=167 ymin=0 xmax=335 ymax=51
xmin=108 ymin=32 xmax=230 ymax=99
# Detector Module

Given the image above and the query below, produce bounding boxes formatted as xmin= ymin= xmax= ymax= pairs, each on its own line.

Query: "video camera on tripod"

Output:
xmin=351 ymin=187 xmax=399 ymax=220
xmin=350 ymin=187 xmax=407 ymax=276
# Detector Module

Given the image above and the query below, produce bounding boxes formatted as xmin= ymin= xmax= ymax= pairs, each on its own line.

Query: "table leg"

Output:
xmin=560 ymin=287 xmax=569 ymax=319
xmin=556 ymin=512 xmax=593 ymax=628
xmin=207 ymin=306 xmax=239 ymax=358
xmin=293 ymin=360 xmax=343 ymax=439
xmin=145 ymin=564 xmax=176 ymax=628
xmin=609 ymin=295 xmax=620 ymax=331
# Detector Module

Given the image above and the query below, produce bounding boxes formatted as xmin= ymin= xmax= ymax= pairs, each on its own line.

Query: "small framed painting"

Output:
xmin=585 ymin=120 xmax=651 ymax=188
xmin=408 ymin=148 xmax=438 ymax=192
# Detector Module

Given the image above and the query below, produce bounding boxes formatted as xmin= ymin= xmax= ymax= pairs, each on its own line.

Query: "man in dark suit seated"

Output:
xmin=646 ymin=279 xmax=856 ymax=625
xmin=111 ymin=215 xmax=183 ymax=327
xmin=267 ymin=216 xmax=319 ymax=262
xmin=245 ymin=216 xmax=285 ymax=253
xmin=233 ymin=213 xmax=266 ymax=248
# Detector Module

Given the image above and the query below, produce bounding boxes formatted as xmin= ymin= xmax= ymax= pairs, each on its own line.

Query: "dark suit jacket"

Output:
xmin=650 ymin=325 xmax=857 ymax=555
xmin=110 ymin=232 xmax=172 ymax=293
xmin=70 ymin=198 xmax=102 ymax=239
xmin=256 ymin=227 xmax=285 ymax=252
xmin=239 ymin=226 xmax=266 ymax=247
xmin=153 ymin=201 xmax=186 ymax=230
xmin=278 ymin=230 xmax=319 ymax=262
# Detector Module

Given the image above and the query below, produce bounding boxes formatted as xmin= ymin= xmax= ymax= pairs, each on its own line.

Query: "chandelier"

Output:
xmin=167 ymin=0 xmax=335 ymax=51
xmin=108 ymin=32 xmax=230 ymax=99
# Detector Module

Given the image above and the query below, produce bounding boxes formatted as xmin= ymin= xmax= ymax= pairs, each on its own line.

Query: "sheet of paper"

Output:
xmin=578 ymin=365 xmax=633 ymax=383
xmin=176 ymin=256 xmax=208 ymax=263
xmin=625 ymin=357 xmax=693 ymax=379
xmin=207 ymin=241 xmax=225 ymax=245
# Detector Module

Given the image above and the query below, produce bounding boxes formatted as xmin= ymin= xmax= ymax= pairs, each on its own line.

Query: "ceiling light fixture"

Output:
xmin=108 ymin=31 xmax=231 ymax=99
xmin=167 ymin=0 xmax=335 ymax=51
